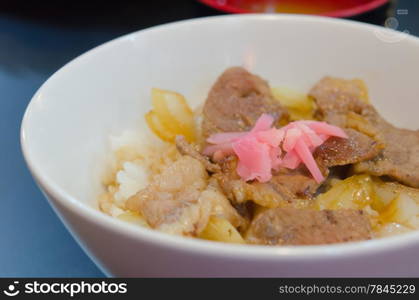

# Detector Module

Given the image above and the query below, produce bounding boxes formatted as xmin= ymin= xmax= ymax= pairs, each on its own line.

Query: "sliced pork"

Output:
xmin=246 ymin=207 xmax=372 ymax=245
xmin=175 ymin=135 xmax=220 ymax=173
xmin=310 ymin=77 xmax=419 ymax=188
xmin=202 ymin=67 xmax=288 ymax=138
xmin=315 ymin=128 xmax=382 ymax=168
xmin=126 ymin=155 xmax=244 ymax=236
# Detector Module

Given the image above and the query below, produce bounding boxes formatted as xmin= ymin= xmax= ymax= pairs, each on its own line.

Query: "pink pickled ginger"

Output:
xmin=204 ymin=114 xmax=347 ymax=184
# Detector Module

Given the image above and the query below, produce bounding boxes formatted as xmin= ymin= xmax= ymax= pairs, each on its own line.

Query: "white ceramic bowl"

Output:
xmin=21 ymin=14 xmax=419 ymax=277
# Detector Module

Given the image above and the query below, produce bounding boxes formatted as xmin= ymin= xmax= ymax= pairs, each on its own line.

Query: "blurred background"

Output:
xmin=1 ymin=0 xmax=418 ymax=277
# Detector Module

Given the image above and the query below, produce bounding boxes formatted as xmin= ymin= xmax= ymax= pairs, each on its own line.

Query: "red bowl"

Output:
xmin=198 ymin=0 xmax=389 ymax=18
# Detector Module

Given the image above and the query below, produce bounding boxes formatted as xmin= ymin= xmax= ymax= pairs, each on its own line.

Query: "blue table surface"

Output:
xmin=1 ymin=1 xmax=418 ymax=277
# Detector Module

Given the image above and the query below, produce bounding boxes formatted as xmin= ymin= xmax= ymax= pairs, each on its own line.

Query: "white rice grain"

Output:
xmin=114 ymin=161 xmax=149 ymax=205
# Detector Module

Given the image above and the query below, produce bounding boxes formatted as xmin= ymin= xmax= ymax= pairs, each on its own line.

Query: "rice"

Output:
xmin=99 ymin=128 xmax=176 ymax=218
xmin=114 ymin=161 xmax=149 ymax=206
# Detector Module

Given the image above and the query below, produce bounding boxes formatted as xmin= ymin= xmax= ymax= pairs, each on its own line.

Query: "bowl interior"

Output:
xmin=22 ymin=15 xmax=419 ymax=223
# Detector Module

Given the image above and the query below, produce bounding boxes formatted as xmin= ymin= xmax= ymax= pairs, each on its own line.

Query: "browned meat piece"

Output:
xmin=315 ymin=128 xmax=382 ymax=168
xmin=246 ymin=207 xmax=372 ymax=245
xmin=125 ymin=155 xmax=245 ymax=236
xmin=354 ymin=128 xmax=419 ymax=187
xmin=310 ymin=77 xmax=419 ymax=188
xmin=175 ymin=135 xmax=220 ymax=173
xmin=126 ymin=156 xmax=210 ymax=236
xmin=202 ymin=66 xmax=288 ymax=138
xmin=213 ymin=156 xmax=317 ymax=208
xmin=309 ymin=77 xmax=372 ymax=126
xmin=270 ymin=170 xmax=319 ymax=200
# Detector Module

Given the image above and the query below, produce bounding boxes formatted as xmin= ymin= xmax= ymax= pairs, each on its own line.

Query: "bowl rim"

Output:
xmin=198 ymin=0 xmax=389 ymax=18
xmin=21 ymin=14 xmax=419 ymax=262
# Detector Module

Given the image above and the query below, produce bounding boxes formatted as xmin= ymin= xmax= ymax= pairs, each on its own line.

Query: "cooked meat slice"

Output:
xmin=354 ymin=128 xmax=419 ymax=187
xmin=315 ymin=128 xmax=382 ymax=168
xmin=246 ymin=207 xmax=372 ymax=245
xmin=310 ymin=77 xmax=419 ymax=188
xmin=126 ymin=156 xmax=210 ymax=235
xmin=125 ymin=155 xmax=244 ymax=236
xmin=270 ymin=170 xmax=319 ymax=200
xmin=213 ymin=156 xmax=317 ymax=208
xmin=175 ymin=135 xmax=220 ymax=173
xmin=309 ymin=77 xmax=383 ymax=137
xmin=202 ymin=66 xmax=288 ymax=138
xmin=310 ymin=77 xmax=372 ymax=123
